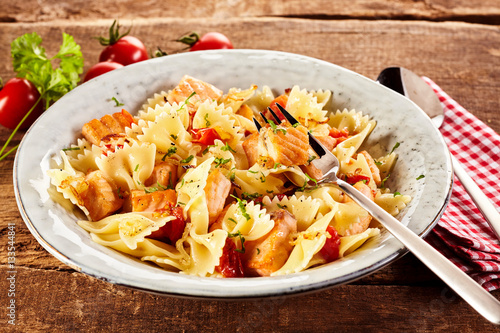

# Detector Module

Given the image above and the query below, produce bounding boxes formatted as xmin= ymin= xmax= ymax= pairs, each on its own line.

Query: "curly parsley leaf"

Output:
xmin=11 ymin=32 xmax=83 ymax=110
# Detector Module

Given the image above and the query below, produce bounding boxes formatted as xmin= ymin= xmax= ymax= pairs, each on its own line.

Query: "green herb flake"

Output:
xmin=170 ymin=134 xmax=178 ymax=140
xmin=380 ymin=174 xmax=391 ymax=188
xmin=228 ymin=217 xmax=237 ymax=224
xmin=390 ymin=142 xmax=400 ymax=154
xmin=180 ymin=155 xmax=194 ymax=164
xmin=393 ymin=191 xmax=401 ymax=197
xmin=162 ymin=146 xmax=177 ymax=161
xmin=214 ymin=157 xmax=231 ymax=168
xmin=227 ymin=230 xmax=246 ymax=253
xmin=111 ymin=97 xmax=124 ymax=107
xmin=231 ymin=195 xmax=251 ymax=221
xmin=416 ymin=174 xmax=425 ymax=180
xmin=204 ymin=113 xmax=211 ymax=127
xmin=221 ymin=142 xmax=236 ymax=153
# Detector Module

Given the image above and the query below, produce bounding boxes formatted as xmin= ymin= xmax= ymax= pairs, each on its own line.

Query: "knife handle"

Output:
xmin=451 ymin=154 xmax=500 ymax=239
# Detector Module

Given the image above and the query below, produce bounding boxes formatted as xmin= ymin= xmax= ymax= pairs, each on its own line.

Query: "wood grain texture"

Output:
xmin=2 ymin=0 xmax=500 ymax=23
xmin=1 ymin=4 xmax=500 ymax=331
xmin=1 ymin=265 xmax=499 ymax=332
xmin=1 ymin=18 xmax=499 ymax=131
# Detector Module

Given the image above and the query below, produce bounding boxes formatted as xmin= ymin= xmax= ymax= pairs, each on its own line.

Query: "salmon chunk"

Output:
xmin=204 ymin=169 xmax=232 ymax=224
xmin=80 ymin=170 xmax=124 ymax=221
xmin=242 ymin=132 xmax=259 ymax=167
xmin=130 ymin=189 xmax=177 ymax=213
xmin=167 ymin=75 xmax=223 ymax=108
xmin=259 ymin=123 xmax=310 ymax=166
xmin=144 ymin=161 xmax=178 ymax=188
xmin=82 ymin=109 xmax=135 ymax=145
xmin=243 ymin=209 xmax=297 ymax=276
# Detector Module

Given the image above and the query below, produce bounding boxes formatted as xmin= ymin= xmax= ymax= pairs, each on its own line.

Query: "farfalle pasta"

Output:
xmin=48 ymin=75 xmax=411 ymax=277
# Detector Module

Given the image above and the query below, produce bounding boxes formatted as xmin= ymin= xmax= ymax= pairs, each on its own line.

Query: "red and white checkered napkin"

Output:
xmin=422 ymin=77 xmax=500 ymax=291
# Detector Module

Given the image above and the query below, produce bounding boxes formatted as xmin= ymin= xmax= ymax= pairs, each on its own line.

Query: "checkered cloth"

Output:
xmin=422 ymin=77 xmax=500 ymax=291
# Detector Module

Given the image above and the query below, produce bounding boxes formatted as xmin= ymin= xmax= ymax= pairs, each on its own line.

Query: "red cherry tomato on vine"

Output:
xmin=0 ymin=78 xmax=44 ymax=130
xmin=190 ymin=32 xmax=233 ymax=51
xmin=99 ymin=36 xmax=149 ymax=66
xmin=83 ymin=61 xmax=124 ymax=82
xmin=95 ymin=20 xmax=148 ymax=66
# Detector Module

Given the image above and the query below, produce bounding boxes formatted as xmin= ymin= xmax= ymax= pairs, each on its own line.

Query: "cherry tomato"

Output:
xmin=216 ymin=238 xmax=245 ymax=278
xmin=0 ymin=78 xmax=44 ymax=130
xmin=190 ymin=128 xmax=222 ymax=145
xmin=265 ymin=95 xmax=288 ymax=122
xmin=99 ymin=35 xmax=149 ymax=66
xmin=149 ymin=205 xmax=185 ymax=245
xmin=320 ymin=226 xmax=341 ymax=263
xmin=344 ymin=174 xmax=371 ymax=185
xmin=83 ymin=62 xmax=124 ymax=82
xmin=186 ymin=32 xmax=233 ymax=51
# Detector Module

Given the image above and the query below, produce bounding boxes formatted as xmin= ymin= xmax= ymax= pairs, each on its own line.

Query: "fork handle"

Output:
xmin=451 ymin=154 xmax=500 ymax=240
xmin=336 ymin=179 xmax=500 ymax=324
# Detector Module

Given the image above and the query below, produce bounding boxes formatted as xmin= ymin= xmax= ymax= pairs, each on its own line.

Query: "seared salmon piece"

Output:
xmin=204 ymin=169 xmax=232 ymax=224
xmin=208 ymin=205 xmax=230 ymax=232
xmin=242 ymin=132 xmax=259 ymax=167
xmin=82 ymin=109 xmax=135 ymax=145
xmin=260 ymin=123 xmax=309 ymax=166
xmin=359 ymin=151 xmax=382 ymax=186
xmin=144 ymin=161 xmax=178 ymax=188
xmin=340 ymin=181 xmax=375 ymax=235
xmin=316 ymin=135 xmax=336 ymax=152
xmin=80 ymin=170 xmax=124 ymax=221
xmin=243 ymin=209 xmax=297 ymax=277
xmin=167 ymin=75 xmax=223 ymax=108
xmin=130 ymin=189 xmax=177 ymax=213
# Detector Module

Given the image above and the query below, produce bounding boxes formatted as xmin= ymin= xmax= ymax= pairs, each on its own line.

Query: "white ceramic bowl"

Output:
xmin=14 ymin=50 xmax=453 ymax=298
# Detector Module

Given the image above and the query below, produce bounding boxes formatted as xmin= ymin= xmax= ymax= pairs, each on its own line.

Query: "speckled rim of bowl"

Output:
xmin=13 ymin=49 xmax=453 ymax=299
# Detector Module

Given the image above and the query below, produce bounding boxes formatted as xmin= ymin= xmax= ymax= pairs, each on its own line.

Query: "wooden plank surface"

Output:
xmin=1 ymin=3 xmax=500 ymax=332
xmin=2 ymin=0 xmax=500 ymax=23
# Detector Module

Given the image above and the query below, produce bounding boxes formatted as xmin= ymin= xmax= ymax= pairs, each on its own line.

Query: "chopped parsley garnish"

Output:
xmin=204 ymin=113 xmax=211 ymax=127
xmin=241 ymin=192 xmax=261 ymax=201
xmin=134 ymin=164 xmax=139 ymax=172
xmin=111 ymin=97 xmax=124 ymax=107
xmin=227 ymin=230 xmax=246 ymax=253
xmin=307 ymin=155 xmax=317 ymax=164
xmin=170 ymin=134 xmax=178 ymax=140
xmin=231 ymin=195 xmax=251 ymax=221
xmin=380 ymin=174 xmax=391 ymax=188
xmin=416 ymin=174 xmax=425 ymax=180
xmin=162 ymin=146 xmax=177 ymax=161
xmin=390 ymin=142 xmax=400 ymax=154
xmin=268 ymin=120 xmax=287 ymax=135
xmin=292 ymin=123 xmax=300 ymax=128
xmin=393 ymin=191 xmax=401 ymax=197
xmin=214 ymin=157 xmax=231 ymax=168
xmin=228 ymin=218 xmax=237 ymax=224
xmin=221 ymin=142 xmax=236 ymax=153
xmin=259 ymin=172 xmax=266 ymax=183
xmin=180 ymin=155 xmax=194 ymax=164
xmin=178 ymin=91 xmax=196 ymax=111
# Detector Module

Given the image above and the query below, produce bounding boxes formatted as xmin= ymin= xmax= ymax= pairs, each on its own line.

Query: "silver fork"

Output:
xmin=254 ymin=103 xmax=500 ymax=324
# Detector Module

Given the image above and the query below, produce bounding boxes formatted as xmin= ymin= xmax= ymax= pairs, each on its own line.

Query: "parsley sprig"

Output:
xmin=1 ymin=32 xmax=83 ymax=161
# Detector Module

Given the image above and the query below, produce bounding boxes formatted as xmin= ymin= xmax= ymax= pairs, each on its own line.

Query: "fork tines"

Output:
xmin=274 ymin=104 xmax=327 ymax=158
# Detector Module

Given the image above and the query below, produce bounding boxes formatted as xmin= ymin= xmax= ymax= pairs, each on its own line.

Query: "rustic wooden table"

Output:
xmin=1 ymin=1 xmax=500 ymax=331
